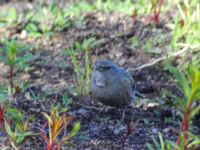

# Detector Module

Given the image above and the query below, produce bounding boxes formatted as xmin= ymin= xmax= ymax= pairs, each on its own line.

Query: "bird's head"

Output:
xmin=95 ymin=60 xmax=118 ymax=72
xmin=94 ymin=60 xmax=122 ymax=80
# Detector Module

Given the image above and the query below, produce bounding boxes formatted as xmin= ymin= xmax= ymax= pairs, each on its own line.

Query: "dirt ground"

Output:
xmin=0 ymin=1 xmax=199 ymax=150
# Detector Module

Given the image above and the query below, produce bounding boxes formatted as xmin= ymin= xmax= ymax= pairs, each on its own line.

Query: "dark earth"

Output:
xmin=0 ymin=0 xmax=199 ymax=150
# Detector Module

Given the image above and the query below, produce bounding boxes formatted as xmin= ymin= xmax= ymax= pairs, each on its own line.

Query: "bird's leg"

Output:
xmin=133 ymin=90 xmax=144 ymax=99
xmin=119 ymin=104 xmax=136 ymax=123
xmin=129 ymin=103 xmax=135 ymax=123
xmin=119 ymin=106 xmax=128 ymax=123
xmin=120 ymin=109 xmax=126 ymax=122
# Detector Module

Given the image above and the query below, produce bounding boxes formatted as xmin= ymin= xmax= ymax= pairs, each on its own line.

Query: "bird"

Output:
xmin=90 ymin=60 xmax=136 ymax=108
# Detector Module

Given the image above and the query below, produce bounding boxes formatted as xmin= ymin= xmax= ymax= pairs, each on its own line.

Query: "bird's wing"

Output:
xmin=119 ymin=68 xmax=138 ymax=100
xmin=120 ymin=68 xmax=144 ymax=99
xmin=120 ymin=68 xmax=135 ymax=88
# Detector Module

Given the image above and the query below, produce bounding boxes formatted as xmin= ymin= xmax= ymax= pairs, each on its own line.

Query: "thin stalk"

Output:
xmin=176 ymin=101 xmax=192 ymax=149
xmin=8 ymin=66 xmax=15 ymax=98
xmin=9 ymin=66 xmax=14 ymax=89
xmin=85 ymin=48 xmax=90 ymax=94
xmin=46 ymin=142 xmax=54 ymax=150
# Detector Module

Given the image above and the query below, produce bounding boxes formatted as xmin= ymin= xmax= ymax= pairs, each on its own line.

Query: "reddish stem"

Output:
xmin=46 ymin=142 xmax=54 ymax=150
xmin=0 ymin=106 xmax=5 ymax=130
xmin=153 ymin=0 xmax=164 ymax=26
xmin=8 ymin=66 xmax=18 ymax=98
xmin=154 ymin=11 xmax=160 ymax=26
xmin=9 ymin=66 xmax=14 ymax=89
xmin=176 ymin=103 xmax=192 ymax=150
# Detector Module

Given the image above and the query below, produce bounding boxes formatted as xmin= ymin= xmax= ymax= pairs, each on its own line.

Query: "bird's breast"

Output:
xmin=92 ymin=71 xmax=106 ymax=88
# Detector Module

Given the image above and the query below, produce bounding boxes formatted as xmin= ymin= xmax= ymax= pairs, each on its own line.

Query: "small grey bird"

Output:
xmin=90 ymin=60 xmax=135 ymax=107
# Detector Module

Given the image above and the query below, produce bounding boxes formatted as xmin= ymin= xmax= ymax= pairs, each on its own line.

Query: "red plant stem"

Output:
xmin=9 ymin=66 xmax=14 ymax=89
xmin=8 ymin=66 xmax=16 ymax=97
xmin=55 ymin=143 xmax=62 ymax=150
xmin=46 ymin=142 xmax=54 ymax=150
xmin=0 ymin=106 xmax=5 ymax=128
xmin=159 ymin=0 xmax=164 ymax=6
xmin=176 ymin=103 xmax=192 ymax=150
xmin=154 ymin=10 xmax=159 ymax=26
xmin=153 ymin=0 xmax=164 ymax=26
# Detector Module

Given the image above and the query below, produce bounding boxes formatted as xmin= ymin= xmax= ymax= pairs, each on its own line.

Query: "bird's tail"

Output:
xmin=134 ymin=90 xmax=144 ymax=98
xmin=132 ymin=84 xmax=144 ymax=99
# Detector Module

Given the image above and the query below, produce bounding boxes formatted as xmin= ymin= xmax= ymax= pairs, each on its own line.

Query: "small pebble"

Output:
xmin=163 ymin=127 xmax=170 ymax=133
xmin=151 ymin=128 xmax=158 ymax=133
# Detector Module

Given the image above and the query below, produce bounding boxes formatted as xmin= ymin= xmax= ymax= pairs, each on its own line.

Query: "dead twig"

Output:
xmin=129 ymin=45 xmax=194 ymax=71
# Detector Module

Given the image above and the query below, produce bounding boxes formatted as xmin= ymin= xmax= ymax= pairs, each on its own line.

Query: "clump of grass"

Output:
xmin=148 ymin=61 xmax=200 ymax=149
xmin=2 ymin=106 xmax=36 ymax=149
xmin=24 ymin=3 xmax=66 ymax=37
xmin=168 ymin=63 xmax=200 ymax=149
xmin=148 ymin=0 xmax=164 ymax=26
xmin=40 ymin=106 xmax=80 ymax=150
xmin=0 ymin=39 xmax=32 ymax=98
xmin=64 ymin=38 xmax=96 ymax=96
xmin=170 ymin=1 xmax=200 ymax=49
xmin=24 ymin=2 xmax=90 ymax=38
xmin=0 ymin=7 xmax=18 ymax=28
xmin=147 ymin=132 xmax=175 ymax=150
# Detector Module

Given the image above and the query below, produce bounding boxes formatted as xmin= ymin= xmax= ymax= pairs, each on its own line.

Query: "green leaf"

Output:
xmin=147 ymin=144 xmax=154 ymax=150
xmin=16 ymin=123 xmax=24 ymax=133
xmin=64 ymin=49 xmax=76 ymax=56
xmin=5 ymin=121 xmax=15 ymax=140
xmin=166 ymin=63 xmax=191 ymax=99
xmin=63 ymin=121 xmax=80 ymax=141
xmin=187 ymin=132 xmax=200 ymax=148
xmin=8 ymin=8 xmax=17 ymax=22
xmin=15 ymin=53 xmax=32 ymax=64
xmin=7 ymin=107 xmax=24 ymax=122
xmin=166 ymin=140 xmax=180 ymax=149
xmin=143 ymin=118 xmax=150 ymax=125
xmin=158 ymin=132 xmax=165 ymax=150
xmin=75 ymin=42 xmax=82 ymax=50
xmin=152 ymin=136 xmax=161 ymax=150
xmin=179 ymin=133 xmax=185 ymax=150
xmin=82 ymin=38 xmax=96 ymax=50
xmin=62 ymin=94 xmax=72 ymax=107
xmin=49 ymin=3 xmax=58 ymax=13
xmin=25 ymin=12 xmax=34 ymax=20
xmin=190 ymin=105 xmax=200 ymax=117
xmin=42 ymin=112 xmax=53 ymax=127
xmin=176 ymin=97 xmax=187 ymax=111
xmin=26 ymin=23 xmax=39 ymax=32
xmin=22 ymin=131 xmax=36 ymax=137
xmin=28 ymin=32 xmax=42 ymax=38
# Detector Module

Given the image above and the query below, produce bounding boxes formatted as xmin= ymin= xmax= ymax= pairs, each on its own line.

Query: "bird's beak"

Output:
xmin=96 ymin=66 xmax=103 ymax=71
xmin=95 ymin=62 xmax=102 ymax=71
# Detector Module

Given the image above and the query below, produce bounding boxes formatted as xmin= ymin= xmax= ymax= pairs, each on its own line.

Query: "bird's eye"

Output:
xmin=97 ymin=66 xmax=110 ymax=71
xmin=105 ymin=66 xmax=110 ymax=70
